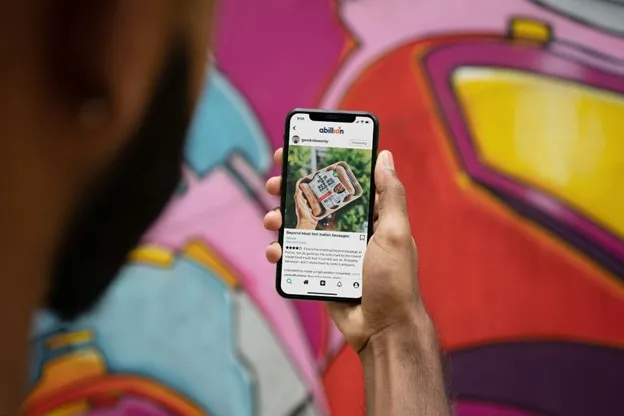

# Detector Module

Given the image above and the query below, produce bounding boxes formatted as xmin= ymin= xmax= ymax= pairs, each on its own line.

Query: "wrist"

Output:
xmin=359 ymin=308 xmax=438 ymax=366
xmin=358 ymin=308 xmax=451 ymax=415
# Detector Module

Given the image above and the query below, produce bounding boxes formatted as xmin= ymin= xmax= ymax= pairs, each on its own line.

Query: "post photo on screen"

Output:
xmin=284 ymin=145 xmax=372 ymax=234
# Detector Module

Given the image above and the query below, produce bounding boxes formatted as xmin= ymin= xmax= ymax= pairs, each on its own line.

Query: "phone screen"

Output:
xmin=277 ymin=111 xmax=377 ymax=300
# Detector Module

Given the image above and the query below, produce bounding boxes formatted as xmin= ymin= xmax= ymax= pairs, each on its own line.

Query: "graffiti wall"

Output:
xmin=26 ymin=1 xmax=624 ymax=415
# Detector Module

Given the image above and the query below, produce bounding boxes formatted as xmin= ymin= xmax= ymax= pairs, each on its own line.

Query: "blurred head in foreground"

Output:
xmin=0 ymin=0 xmax=215 ymax=409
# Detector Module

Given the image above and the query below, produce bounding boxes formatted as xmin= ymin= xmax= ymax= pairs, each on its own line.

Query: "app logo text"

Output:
xmin=319 ymin=127 xmax=344 ymax=134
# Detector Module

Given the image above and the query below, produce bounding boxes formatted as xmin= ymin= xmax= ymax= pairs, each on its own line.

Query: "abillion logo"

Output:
xmin=319 ymin=126 xmax=344 ymax=134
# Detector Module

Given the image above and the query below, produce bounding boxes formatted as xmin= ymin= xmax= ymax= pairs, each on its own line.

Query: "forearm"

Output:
xmin=360 ymin=312 xmax=450 ymax=416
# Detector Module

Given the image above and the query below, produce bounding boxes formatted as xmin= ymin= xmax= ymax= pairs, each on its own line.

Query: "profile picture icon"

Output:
xmin=292 ymin=135 xmax=300 ymax=144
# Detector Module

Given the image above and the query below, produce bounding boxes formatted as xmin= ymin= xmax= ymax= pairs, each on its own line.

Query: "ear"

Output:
xmin=43 ymin=0 xmax=183 ymax=171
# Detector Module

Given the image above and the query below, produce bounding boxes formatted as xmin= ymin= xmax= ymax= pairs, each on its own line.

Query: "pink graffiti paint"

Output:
xmin=80 ymin=397 xmax=173 ymax=416
xmin=322 ymin=0 xmax=624 ymax=108
xmin=142 ymin=165 xmax=328 ymax=414
xmin=325 ymin=321 xmax=346 ymax=361
xmin=213 ymin=0 xmax=348 ymax=153
xmin=455 ymin=401 xmax=545 ymax=416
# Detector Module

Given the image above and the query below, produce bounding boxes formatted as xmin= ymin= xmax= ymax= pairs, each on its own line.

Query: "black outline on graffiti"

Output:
xmin=286 ymin=393 xmax=316 ymax=416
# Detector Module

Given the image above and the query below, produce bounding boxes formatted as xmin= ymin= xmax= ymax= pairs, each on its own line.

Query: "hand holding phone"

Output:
xmin=264 ymin=128 xmax=449 ymax=416
xmin=264 ymin=107 xmax=423 ymax=342
xmin=264 ymin=142 xmax=428 ymax=348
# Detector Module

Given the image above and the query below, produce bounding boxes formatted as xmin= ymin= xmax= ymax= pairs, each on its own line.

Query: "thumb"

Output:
xmin=374 ymin=150 xmax=409 ymax=229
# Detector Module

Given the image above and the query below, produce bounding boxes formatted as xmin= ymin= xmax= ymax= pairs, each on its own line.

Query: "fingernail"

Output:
xmin=382 ymin=151 xmax=394 ymax=169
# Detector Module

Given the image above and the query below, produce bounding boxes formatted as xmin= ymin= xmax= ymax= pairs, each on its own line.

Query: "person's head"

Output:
xmin=0 ymin=0 xmax=214 ymax=405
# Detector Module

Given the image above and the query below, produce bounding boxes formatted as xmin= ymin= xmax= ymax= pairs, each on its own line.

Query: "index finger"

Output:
xmin=274 ymin=148 xmax=283 ymax=167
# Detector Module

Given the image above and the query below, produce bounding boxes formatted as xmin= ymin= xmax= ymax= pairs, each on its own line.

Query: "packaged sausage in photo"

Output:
xmin=297 ymin=161 xmax=364 ymax=221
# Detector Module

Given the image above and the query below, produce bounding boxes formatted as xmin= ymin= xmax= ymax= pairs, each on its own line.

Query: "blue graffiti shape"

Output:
xmin=31 ymin=255 xmax=255 ymax=416
xmin=185 ymin=66 xmax=271 ymax=177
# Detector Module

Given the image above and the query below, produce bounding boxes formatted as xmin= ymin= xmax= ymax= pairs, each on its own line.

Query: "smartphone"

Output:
xmin=276 ymin=109 xmax=379 ymax=302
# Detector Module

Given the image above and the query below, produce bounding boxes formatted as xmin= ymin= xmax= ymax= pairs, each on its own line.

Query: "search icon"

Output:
xmin=286 ymin=278 xmax=292 ymax=284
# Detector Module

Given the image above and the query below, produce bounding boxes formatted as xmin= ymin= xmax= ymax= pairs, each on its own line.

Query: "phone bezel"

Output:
xmin=275 ymin=108 xmax=379 ymax=303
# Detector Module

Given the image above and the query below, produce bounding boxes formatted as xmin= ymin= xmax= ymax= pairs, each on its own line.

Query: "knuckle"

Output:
xmin=381 ymin=226 xmax=410 ymax=246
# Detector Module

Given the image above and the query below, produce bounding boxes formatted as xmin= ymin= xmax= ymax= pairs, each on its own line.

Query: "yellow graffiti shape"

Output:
xmin=26 ymin=331 xmax=107 ymax=408
xmin=184 ymin=240 xmax=240 ymax=289
xmin=508 ymin=18 xmax=552 ymax=44
xmin=129 ymin=245 xmax=175 ymax=267
xmin=454 ymin=67 xmax=624 ymax=238
xmin=130 ymin=242 xmax=240 ymax=289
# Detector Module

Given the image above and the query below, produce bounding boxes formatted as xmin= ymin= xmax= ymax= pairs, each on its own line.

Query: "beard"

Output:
xmin=46 ymin=42 xmax=193 ymax=320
